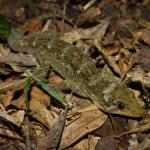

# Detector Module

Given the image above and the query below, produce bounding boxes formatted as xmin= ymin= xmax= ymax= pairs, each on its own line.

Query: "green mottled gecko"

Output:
xmin=8 ymin=31 xmax=145 ymax=117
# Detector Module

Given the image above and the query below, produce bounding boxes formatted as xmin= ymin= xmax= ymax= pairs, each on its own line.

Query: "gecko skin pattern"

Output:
xmin=8 ymin=31 xmax=144 ymax=117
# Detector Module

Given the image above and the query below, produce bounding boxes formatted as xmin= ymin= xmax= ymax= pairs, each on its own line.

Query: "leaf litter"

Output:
xmin=0 ymin=0 xmax=149 ymax=149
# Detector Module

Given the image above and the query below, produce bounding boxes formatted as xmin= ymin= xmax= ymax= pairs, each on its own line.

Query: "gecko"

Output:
xmin=8 ymin=30 xmax=145 ymax=117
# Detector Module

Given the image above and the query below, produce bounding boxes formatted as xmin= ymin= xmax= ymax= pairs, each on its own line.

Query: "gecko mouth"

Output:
xmin=113 ymin=108 xmax=145 ymax=117
xmin=106 ymin=103 xmax=145 ymax=117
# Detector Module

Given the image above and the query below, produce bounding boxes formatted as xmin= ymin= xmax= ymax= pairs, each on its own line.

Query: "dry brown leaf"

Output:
xmin=119 ymin=37 xmax=137 ymax=49
xmin=71 ymin=135 xmax=100 ymax=150
xmin=0 ymin=141 xmax=25 ymax=149
xmin=0 ymin=123 xmax=22 ymax=140
xmin=95 ymin=135 xmax=120 ymax=150
xmin=137 ymin=29 xmax=150 ymax=46
xmin=75 ymin=6 xmax=101 ymax=26
xmin=26 ymin=86 xmax=59 ymax=128
xmin=11 ymin=86 xmax=59 ymax=128
xmin=24 ymin=19 xmax=43 ymax=34
xmin=11 ymin=86 xmax=51 ymax=110
xmin=30 ymin=122 xmax=45 ymax=138
xmin=29 ymin=86 xmax=51 ymax=110
xmin=118 ymin=58 xmax=129 ymax=73
xmin=122 ymin=28 xmax=150 ymax=50
xmin=94 ymin=116 xmax=128 ymax=150
xmin=29 ymin=108 xmax=59 ymax=129
xmin=11 ymin=110 xmax=25 ymax=126
xmin=61 ymin=17 xmax=110 ymax=43
xmin=94 ymin=116 xmax=127 ymax=137
xmin=0 ymin=0 xmax=25 ymax=20
xmin=0 ymin=103 xmax=25 ymax=126
xmin=129 ymin=138 xmax=150 ymax=150
xmin=0 ymin=88 xmax=14 ymax=107
xmin=59 ymin=105 xmax=107 ymax=149
xmin=0 ymin=46 xmax=39 ymax=67
xmin=0 ymin=77 xmax=27 ymax=94
xmin=37 ymin=108 xmax=67 ymax=150
xmin=126 ymin=66 xmax=150 ymax=89
xmin=136 ymin=45 xmax=150 ymax=72
xmin=116 ymin=119 xmax=150 ymax=137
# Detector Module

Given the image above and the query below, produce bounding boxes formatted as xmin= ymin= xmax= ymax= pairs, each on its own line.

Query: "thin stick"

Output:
xmin=94 ymin=39 xmax=122 ymax=77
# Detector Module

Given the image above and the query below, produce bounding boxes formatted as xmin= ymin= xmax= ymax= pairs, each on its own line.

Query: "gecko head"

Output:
xmin=8 ymin=31 xmax=31 ymax=52
xmin=103 ymin=83 xmax=145 ymax=117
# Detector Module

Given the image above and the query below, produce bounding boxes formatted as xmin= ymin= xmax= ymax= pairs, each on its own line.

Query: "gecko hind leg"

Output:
xmin=59 ymin=79 xmax=89 ymax=98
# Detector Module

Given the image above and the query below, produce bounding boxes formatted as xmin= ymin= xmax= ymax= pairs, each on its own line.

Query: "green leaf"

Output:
xmin=27 ymin=0 xmax=37 ymax=13
xmin=145 ymin=102 xmax=150 ymax=109
xmin=31 ymin=76 xmax=69 ymax=107
xmin=24 ymin=78 xmax=31 ymax=111
xmin=0 ymin=15 xmax=11 ymax=41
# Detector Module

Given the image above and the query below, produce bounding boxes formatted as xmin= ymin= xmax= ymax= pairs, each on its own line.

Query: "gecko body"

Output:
xmin=8 ymin=31 xmax=144 ymax=117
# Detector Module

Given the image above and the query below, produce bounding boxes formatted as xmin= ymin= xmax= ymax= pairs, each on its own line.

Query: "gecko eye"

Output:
xmin=116 ymin=101 xmax=126 ymax=109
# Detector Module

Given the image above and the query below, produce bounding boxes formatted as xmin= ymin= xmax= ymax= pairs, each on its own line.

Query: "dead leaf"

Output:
xmin=0 ymin=88 xmax=13 ymax=107
xmin=29 ymin=108 xmax=59 ymax=129
xmin=0 ymin=103 xmax=25 ymax=126
xmin=0 ymin=46 xmax=39 ymax=67
xmin=136 ymin=45 xmax=150 ymax=72
xmin=37 ymin=108 xmax=68 ymax=150
xmin=30 ymin=122 xmax=45 ymax=138
xmin=61 ymin=17 xmax=110 ymax=43
xmin=94 ymin=116 xmax=128 ymax=150
xmin=75 ymin=6 xmax=101 ymax=26
xmin=11 ymin=86 xmax=51 ymax=110
xmin=0 ymin=123 xmax=22 ymax=140
xmin=138 ymin=29 xmax=150 ymax=46
xmin=11 ymin=86 xmax=58 ymax=128
xmin=11 ymin=110 xmax=25 ymax=126
xmin=59 ymin=105 xmax=107 ymax=149
xmin=29 ymin=86 xmax=51 ymax=110
xmin=116 ymin=119 xmax=150 ymax=137
xmin=118 ymin=58 xmax=129 ymax=73
xmin=24 ymin=19 xmax=43 ymax=34
xmin=129 ymin=138 xmax=150 ymax=150
xmin=71 ymin=135 xmax=100 ymax=150
xmin=0 ymin=142 xmax=25 ymax=149
xmin=126 ymin=66 xmax=150 ymax=89
xmin=95 ymin=135 xmax=120 ymax=150
xmin=94 ymin=116 xmax=127 ymax=137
